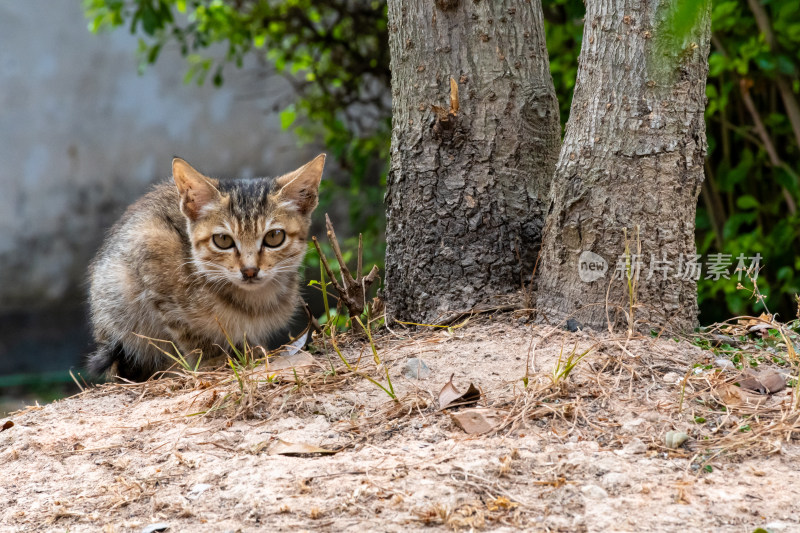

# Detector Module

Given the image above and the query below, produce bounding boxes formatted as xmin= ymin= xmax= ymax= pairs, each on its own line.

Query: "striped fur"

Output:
xmin=87 ymin=155 xmax=325 ymax=380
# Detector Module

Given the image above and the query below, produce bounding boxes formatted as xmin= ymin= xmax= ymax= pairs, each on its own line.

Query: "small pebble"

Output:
xmin=621 ymin=418 xmax=646 ymax=434
xmin=402 ymin=358 xmax=432 ymax=379
xmin=580 ymin=484 xmax=609 ymax=499
xmin=601 ymin=472 xmax=630 ymax=490
xmin=187 ymin=483 xmax=212 ymax=500
xmin=142 ymin=524 xmax=170 ymax=533
xmin=764 ymin=521 xmax=793 ymax=532
xmin=622 ymin=438 xmax=648 ymax=455
xmin=714 ymin=358 xmax=736 ymax=370
xmin=711 ymin=334 xmax=739 ymax=346
xmin=665 ymin=430 xmax=689 ymax=449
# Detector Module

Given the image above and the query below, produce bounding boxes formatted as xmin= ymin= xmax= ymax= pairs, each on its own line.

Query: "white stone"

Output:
xmin=601 ymin=472 xmax=631 ymax=490
xmin=621 ymin=438 xmax=648 ymax=455
xmin=187 ymin=483 xmax=212 ymax=500
xmin=580 ymin=484 xmax=609 ymax=499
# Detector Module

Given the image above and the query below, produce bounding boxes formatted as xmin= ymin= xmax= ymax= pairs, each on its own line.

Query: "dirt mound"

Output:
xmin=2 ymin=317 xmax=799 ymax=532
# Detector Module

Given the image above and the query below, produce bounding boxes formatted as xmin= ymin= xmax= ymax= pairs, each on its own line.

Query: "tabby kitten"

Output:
xmin=88 ymin=154 xmax=325 ymax=381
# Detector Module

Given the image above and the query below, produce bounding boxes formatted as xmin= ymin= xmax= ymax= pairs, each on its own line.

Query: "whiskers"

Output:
xmin=262 ymin=253 xmax=304 ymax=280
xmin=179 ymin=251 xmax=304 ymax=294
xmin=182 ymin=259 xmax=232 ymax=293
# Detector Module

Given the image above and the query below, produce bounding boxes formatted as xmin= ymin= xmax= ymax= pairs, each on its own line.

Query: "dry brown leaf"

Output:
xmin=438 ymin=375 xmax=462 ymax=408
xmin=450 ymin=408 xmax=507 ymax=434
xmin=1 ymin=420 xmax=13 ymax=431
xmin=722 ymin=384 xmax=768 ymax=408
xmin=438 ymin=374 xmax=481 ymax=410
xmin=738 ymin=313 xmax=773 ymax=327
xmin=260 ymin=351 xmax=318 ymax=381
xmin=268 ymin=439 xmax=336 ymax=456
xmin=738 ymin=369 xmax=786 ymax=394
xmin=757 ymin=371 xmax=787 ymax=393
xmin=458 ymin=384 xmax=481 ymax=407
xmin=748 ymin=323 xmax=773 ymax=338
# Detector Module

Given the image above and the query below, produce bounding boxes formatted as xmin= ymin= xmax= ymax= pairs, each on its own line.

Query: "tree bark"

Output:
xmin=536 ymin=0 xmax=711 ymax=332
xmin=385 ymin=0 xmax=561 ymax=323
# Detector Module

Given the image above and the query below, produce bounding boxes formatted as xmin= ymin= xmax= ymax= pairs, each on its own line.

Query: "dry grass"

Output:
xmin=676 ymin=317 xmax=800 ymax=466
xmin=82 ymin=305 xmax=800 ymax=468
xmin=6 ymin=305 xmax=800 ymax=531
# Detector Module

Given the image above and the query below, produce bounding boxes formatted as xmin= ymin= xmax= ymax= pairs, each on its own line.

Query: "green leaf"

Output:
xmin=777 ymin=54 xmax=795 ymax=75
xmin=736 ymin=195 xmax=759 ymax=210
xmin=147 ymin=43 xmax=162 ymax=64
xmin=721 ymin=149 xmax=754 ymax=190
xmin=141 ymin=5 xmax=159 ymax=35
xmin=280 ymin=105 xmax=296 ymax=129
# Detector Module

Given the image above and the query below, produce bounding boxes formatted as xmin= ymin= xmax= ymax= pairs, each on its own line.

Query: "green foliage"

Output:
xmin=699 ymin=0 xmax=800 ymax=322
xmin=542 ymin=0 xmax=584 ymax=126
xmin=85 ymin=0 xmax=800 ymax=323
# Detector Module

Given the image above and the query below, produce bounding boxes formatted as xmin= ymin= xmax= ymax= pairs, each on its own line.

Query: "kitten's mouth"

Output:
xmin=237 ymin=277 xmax=265 ymax=288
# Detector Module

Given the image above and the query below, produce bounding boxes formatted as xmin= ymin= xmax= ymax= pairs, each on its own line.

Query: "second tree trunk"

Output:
xmin=536 ymin=0 xmax=712 ymax=332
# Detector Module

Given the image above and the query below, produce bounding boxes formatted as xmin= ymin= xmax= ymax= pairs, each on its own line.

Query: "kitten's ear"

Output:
xmin=274 ymin=154 xmax=326 ymax=216
xmin=172 ymin=158 xmax=222 ymax=220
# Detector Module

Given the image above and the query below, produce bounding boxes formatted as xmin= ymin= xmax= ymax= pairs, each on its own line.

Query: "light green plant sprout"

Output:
xmin=551 ymin=340 xmax=593 ymax=387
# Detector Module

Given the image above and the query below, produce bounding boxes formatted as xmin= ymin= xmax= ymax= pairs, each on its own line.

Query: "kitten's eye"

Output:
xmin=212 ymin=234 xmax=235 ymax=249
xmin=264 ymin=229 xmax=286 ymax=248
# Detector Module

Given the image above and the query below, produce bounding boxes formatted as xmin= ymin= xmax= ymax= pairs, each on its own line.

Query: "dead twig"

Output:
xmin=312 ymin=213 xmax=380 ymax=319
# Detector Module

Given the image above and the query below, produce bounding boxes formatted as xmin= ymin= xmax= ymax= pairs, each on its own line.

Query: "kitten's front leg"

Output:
xmin=159 ymin=324 xmax=209 ymax=371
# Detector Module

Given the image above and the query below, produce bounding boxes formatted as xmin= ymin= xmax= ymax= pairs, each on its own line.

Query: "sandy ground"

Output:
xmin=1 ymin=315 xmax=799 ymax=532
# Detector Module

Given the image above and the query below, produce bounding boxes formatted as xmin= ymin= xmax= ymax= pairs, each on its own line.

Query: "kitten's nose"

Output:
xmin=241 ymin=267 xmax=260 ymax=280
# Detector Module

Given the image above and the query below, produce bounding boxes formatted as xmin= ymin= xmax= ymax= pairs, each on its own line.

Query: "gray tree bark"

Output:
xmin=385 ymin=0 xmax=561 ymax=323
xmin=536 ymin=0 xmax=712 ymax=332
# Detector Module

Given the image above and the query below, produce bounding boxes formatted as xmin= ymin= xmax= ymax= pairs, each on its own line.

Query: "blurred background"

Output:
xmin=0 ymin=1 xmax=362 ymax=413
xmin=1 ymin=0 xmax=799 ymax=413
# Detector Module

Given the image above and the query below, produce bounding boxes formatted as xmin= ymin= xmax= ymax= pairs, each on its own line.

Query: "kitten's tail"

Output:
xmin=87 ymin=342 xmax=124 ymax=378
xmin=87 ymin=342 xmax=155 ymax=382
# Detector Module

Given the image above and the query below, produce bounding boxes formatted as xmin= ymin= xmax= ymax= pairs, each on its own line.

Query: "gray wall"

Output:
xmin=0 ymin=2 xmax=315 ymax=374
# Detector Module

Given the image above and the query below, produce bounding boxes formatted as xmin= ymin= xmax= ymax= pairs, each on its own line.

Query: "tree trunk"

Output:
xmin=385 ymin=0 xmax=560 ymax=323
xmin=536 ymin=0 xmax=711 ymax=332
